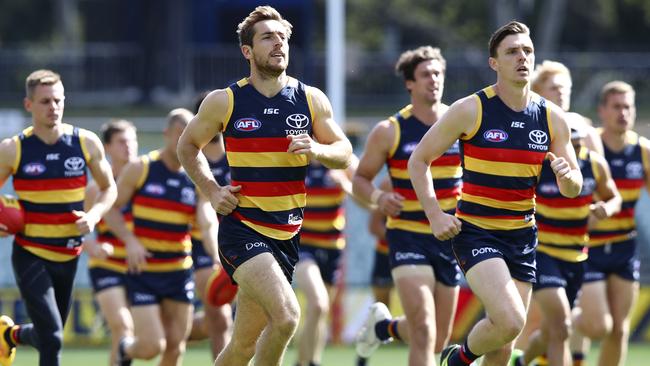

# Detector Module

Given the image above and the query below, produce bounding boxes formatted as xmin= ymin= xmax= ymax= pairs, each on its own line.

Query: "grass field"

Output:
xmin=9 ymin=343 xmax=650 ymax=365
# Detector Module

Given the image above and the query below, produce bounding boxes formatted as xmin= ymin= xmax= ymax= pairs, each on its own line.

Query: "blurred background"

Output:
xmin=1 ymin=0 xmax=650 ymax=357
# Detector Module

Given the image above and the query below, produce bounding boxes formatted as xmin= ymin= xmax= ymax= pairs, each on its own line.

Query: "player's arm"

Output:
xmin=196 ymin=194 xmax=219 ymax=261
xmin=178 ymin=89 xmax=241 ymax=216
xmin=105 ymin=160 xmax=150 ymax=273
xmin=368 ymin=177 xmax=391 ymax=240
xmin=79 ymin=130 xmax=117 ymax=234
xmin=590 ymin=152 xmax=621 ymax=219
xmin=640 ymin=137 xmax=650 ymax=194
xmin=82 ymin=182 xmax=111 ymax=259
xmin=328 ymin=154 xmax=372 ymax=209
xmin=289 ymin=86 xmax=352 ymax=169
xmin=0 ymin=137 xmax=17 ymax=237
xmin=548 ymin=105 xmax=583 ymax=198
xmin=583 ymin=124 xmax=604 ymax=156
xmin=353 ymin=120 xmax=404 ymax=217
xmin=408 ymin=96 xmax=476 ymax=240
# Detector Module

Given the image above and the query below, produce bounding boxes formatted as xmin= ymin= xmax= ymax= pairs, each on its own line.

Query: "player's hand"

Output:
xmin=287 ymin=134 xmax=321 ymax=158
xmin=84 ymin=239 xmax=114 ymax=260
xmin=125 ymin=238 xmax=150 ymax=274
xmin=210 ymin=185 xmax=241 ymax=215
xmin=0 ymin=223 xmax=10 ymax=238
xmin=72 ymin=210 xmax=99 ymax=235
xmin=429 ymin=212 xmax=462 ymax=241
xmin=377 ymin=191 xmax=404 ymax=217
xmin=548 ymin=152 xmax=572 ymax=181
xmin=589 ymin=202 xmax=610 ymax=220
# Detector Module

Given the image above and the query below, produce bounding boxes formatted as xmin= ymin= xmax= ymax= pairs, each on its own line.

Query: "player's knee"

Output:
xmin=609 ymin=319 xmax=630 ymax=340
xmin=495 ymin=311 xmax=526 ymax=343
xmin=230 ymin=337 xmax=256 ymax=360
xmin=410 ymin=320 xmax=434 ymax=346
xmin=164 ymin=339 xmax=187 ymax=358
xmin=546 ymin=316 xmax=571 ymax=341
xmin=40 ymin=329 xmax=64 ymax=355
xmin=310 ymin=297 xmax=330 ymax=318
xmin=139 ymin=338 xmax=166 ymax=359
xmin=579 ymin=314 xmax=612 ymax=339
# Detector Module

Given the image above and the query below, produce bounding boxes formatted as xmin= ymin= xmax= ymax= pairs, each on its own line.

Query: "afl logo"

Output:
xmin=23 ymin=162 xmax=46 ymax=175
xmin=529 ymin=130 xmax=548 ymax=144
xmin=64 ymin=156 xmax=85 ymax=171
xmin=286 ymin=114 xmax=310 ymax=129
xmin=483 ymin=129 xmax=508 ymax=142
xmin=234 ymin=118 xmax=261 ymax=132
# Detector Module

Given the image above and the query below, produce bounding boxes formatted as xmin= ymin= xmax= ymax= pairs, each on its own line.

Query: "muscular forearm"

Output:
xmin=408 ymin=157 xmax=444 ymax=220
xmin=86 ymin=184 xmax=117 ymax=222
xmin=352 ymin=175 xmax=378 ymax=205
xmin=103 ymin=207 xmax=136 ymax=243
xmin=314 ymin=140 xmax=352 ymax=169
xmin=557 ymin=169 xmax=583 ymax=198
xmin=178 ymin=142 xmax=221 ymax=196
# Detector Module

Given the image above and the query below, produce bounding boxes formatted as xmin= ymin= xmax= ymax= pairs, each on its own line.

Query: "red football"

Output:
xmin=205 ymin=265 xmax=238 ymax=307
xmin=0 ymin=195 xmax=25 ymax=234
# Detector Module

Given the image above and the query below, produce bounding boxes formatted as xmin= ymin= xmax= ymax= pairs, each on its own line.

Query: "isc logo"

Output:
xmin=483 ymin=129 xmax=508 ymax=142
xmin=234 ymin=118 xmax=262 ymax=132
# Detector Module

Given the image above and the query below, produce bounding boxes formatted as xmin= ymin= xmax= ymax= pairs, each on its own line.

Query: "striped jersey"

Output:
xmin=386 ymin=105 xmax=462 ymax=234
xmin=589 ymin=131 xmax=649 ymax=246
xmin=190 ymin=155 xmax=230 ymax=241
xmin=457 ymin=86 xmax=553 ymax=231
xmin=132 ymin=150 xmax=196 ymax=272
xmin=222 ymin=77 xmax=314 ymax=240
xmin=12 ymin=124 xmax=90 ymax=262
xmin=535 ymin=147 xmax=598 ymax=262
xmin=88 ymin=203 xmax=133 ymax=272
xmin=301 ymin=163 xmax=346 ymax=249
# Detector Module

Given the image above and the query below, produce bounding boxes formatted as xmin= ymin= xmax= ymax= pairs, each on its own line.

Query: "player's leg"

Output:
xmin=523 ymin=288 xmax=572 ymax=365
xmin=393 ymin=266 xmax=437 ymax=366
xmin=573 ymin=281 xmax=611 ymax=340
xmin=515 ymin=299 xmax=541 ymax=350
xmin=213 ymin=287 xmax=268 ymax=366
xmin=433 ymin=282 xmax=459 ymax=353
xmin=94 ymin=286 xmax=132 ymax=365
xmin=123 ymin=305 xmax=166 ymax=360
xmin=451 ymin=259 xmax=530 ymax=366
xmin=8 ymin=245 xmax=79 ymax=366
xmin=294 ymin=257 xmax=330 ymax=366
xmin=597 ymin=275 xmax=638 ymax=366
xmin=192 ymin=265 xmax=232 ymax=358
xmin=159 ymin=299 xmax=193 ymax=366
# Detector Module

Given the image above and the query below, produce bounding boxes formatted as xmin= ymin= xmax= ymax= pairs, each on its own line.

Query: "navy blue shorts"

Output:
xmin=533 ymin=251 xmax=585 ymax=307
xmin=89 ymin=267 xmax=126 ymax=293
xmin=452 ymin=220 xmax=538 ymax=283
xmin=371 ymin=249 xmax=393 ymax=287
xmin=126 ymin=269 xmax=195 ymax=306
xmin=218 ymin=215 xmax=300 ymax=284
xmin=583 ymin=239 xmax=639 ymax=283
xmin=191 ymin=238 xmax=215 ymax=270
xmin=298 ymin=245 xmax=342 ymax=285
xmin=386 ymin=228 xmax=461 ymax=287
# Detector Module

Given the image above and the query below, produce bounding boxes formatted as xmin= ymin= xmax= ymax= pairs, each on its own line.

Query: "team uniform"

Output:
xmin=218 ymin=77 xmax=314 ymax=283
xmin=10 ymin=124 xmax=91 ymax=362
xmin=127 ymin=150 xmax=196 ymax=306
xmin=88 ymin=204 xmax=132 ymax=292
xmin=453 ymin=86 xmax=552 ymax=282
xmin=584 ymin=131 xmax=649 ymax=282
xmin=299 ymin=163 xmax=345 ymax=285
xmin=190 ymin=156 xmax=229 ymax=270
xmin=371 ymin=239 xmax=393 ymax=287
xmin=534 ymin=147 xmax=598 ymax=306
xmin=385 ymin=104 xmax=462 ymax=286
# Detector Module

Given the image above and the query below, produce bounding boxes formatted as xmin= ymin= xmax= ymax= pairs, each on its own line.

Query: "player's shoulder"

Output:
xmin=0 ymin=136 xmax=17 ymax=160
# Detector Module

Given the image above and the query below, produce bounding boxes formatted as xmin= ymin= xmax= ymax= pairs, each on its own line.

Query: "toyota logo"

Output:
xmin=286 ymin=114 xmax=310 ymax=129
xmin=64 ymin=156 xmax=85 ymax=171
xmin=529 ymin=130 xmax=548 ymax=144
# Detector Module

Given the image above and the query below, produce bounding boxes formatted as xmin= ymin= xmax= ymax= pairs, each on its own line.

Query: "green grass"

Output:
xmin=10 ymin=343 xmax=650 ymax=365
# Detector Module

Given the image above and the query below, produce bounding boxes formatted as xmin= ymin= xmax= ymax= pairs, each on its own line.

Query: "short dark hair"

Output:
xmin=237 ymin=6 xmax=293 ymax=47
xmin=100 ymin=119 xmax=136 ymax=144
xmin=488 ymin=21 xmax=530 ymax=57
xmin=395 ymin=46 xmax=446 ymax=81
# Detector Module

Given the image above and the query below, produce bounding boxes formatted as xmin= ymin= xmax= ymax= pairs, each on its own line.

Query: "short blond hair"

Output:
xmin=599 ymin=81 xmax=635 ymax=106
xmin=531 ymin=60 xmax=571 ymax=93
xmin=25 ymin=69 xmax=61 ymax=99
xmin=167 ymin=108 xmax=193 ymax=128
xmin=237 ymin=5 xmax=293 ymax=47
